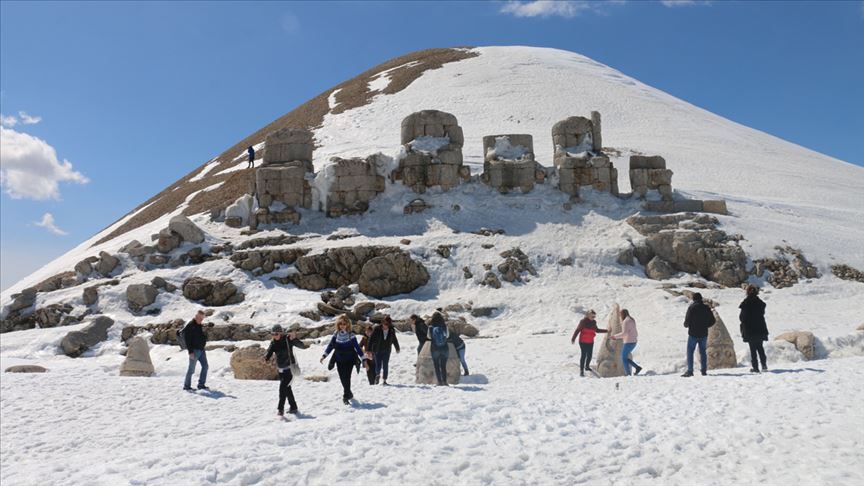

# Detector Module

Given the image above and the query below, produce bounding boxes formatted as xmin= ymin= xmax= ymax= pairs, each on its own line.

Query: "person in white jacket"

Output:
xmin=610 ymin=309 xmax=643 ymax=376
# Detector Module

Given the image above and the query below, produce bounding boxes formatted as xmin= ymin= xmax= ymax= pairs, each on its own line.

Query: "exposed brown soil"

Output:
xmin=94 ymin=47 xmax=477 ymax=246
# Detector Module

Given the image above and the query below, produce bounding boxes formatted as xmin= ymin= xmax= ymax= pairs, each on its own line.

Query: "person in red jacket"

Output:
xmin=571 ymin=310 xmax=608 ymax=377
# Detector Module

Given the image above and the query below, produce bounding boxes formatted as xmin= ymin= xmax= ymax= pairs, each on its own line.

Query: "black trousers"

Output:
xmin=364 ymin=359 xmax=376 ymax=385
xmin=336 ymin=361 xmax=354 ymax=400
xmin=579 ymin=342 xmax=594 ymax=372
xmin=278 ymin=369 xmax=297 ymax=411
xmin=431 ymin=348 xmax=449 ymax=384
xmin=748 ymin=341 xmax=767 ymax=369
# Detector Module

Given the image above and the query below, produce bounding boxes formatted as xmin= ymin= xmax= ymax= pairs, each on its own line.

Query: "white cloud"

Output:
xmin=280 ymin=12 xmax=300 ymax=33
xmin=0 ymin=113 xmax=17 ymax=127
xmin=18 ymin=111 xmax=42 ymax=125
xmin=661 ymin=0 xmax=711 ymax=6
xmin=0 ymin=126 xmax=89 ymax=200
xmin=500 ymin=1 xmax=598 ymax=18
xmin=34 ymin=212 xmax=68 ymax=236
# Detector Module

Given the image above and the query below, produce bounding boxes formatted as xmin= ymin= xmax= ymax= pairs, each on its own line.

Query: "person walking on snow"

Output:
xmin=183 ymin=310 xmax=210 ymax=391
xmin=359 ymin=325 xmax=377 ymax=385
xmin=449 ymin=330 xmax=470 ymax=376
xmin=427 ymin=312 xmax=450 ymax=386
xmin=264 ymin=324 xmax=308 ymax=416
xmin=571 ymin=309 xmax=608 ymax=377
xmin=410 ymin=314 xmax=428 ymax=355
xmin=246 ymin=145 xmax=255 ymax=168
xmin=320 ymin=315 xmax=364 ymax=405
xmin=369 ymin=316 xmax=400 ymax=385
xmin=682 ymin=292 xmax=716 ymax=377
xmin=610 ymin=309 xmax=642 ymax=376
xmin=739 ymin=285 xmax=769 ymax=373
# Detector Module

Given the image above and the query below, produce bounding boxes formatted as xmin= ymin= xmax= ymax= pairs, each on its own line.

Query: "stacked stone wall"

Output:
xmin=480 ymin=134 xmax=544 ymax=193
xmin=393 ymin=110 xmax=469 ymax=193
xmin=552 ymin=112 xmax=617 ymax=197
xmin=325 ymin=157 xmax=386 ymax=217
xmin=629 ymin=155 xmax=673 ymax=200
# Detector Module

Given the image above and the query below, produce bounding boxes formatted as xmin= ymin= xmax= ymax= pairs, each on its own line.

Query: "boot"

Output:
xmin=634 ymin=365 xmax=643 ymax=376
xmin=681 ymin=371 xmax=693 ymax=377
xmin=750 ymin=368 xmax=760 ymax=373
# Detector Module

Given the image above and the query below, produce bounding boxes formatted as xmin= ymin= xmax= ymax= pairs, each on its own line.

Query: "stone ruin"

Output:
xmin=552 ymin=112 xmax=618 ymax=198
xmin=323 ymin=156 xmax=386 ymax=217
xmin=707 ymin=310 xmax=737 ymax=370
xmin=393 ymin=110 xmax=470 ymax=193
xmin=253 ymin=127 xmax=314 ymax=226
xmin=629 ymin=155 xmax=673 ymax=201
xmin=595 ymin=304 xmax=625 ymax=378
xmin=480 ymin=134 xmax=546 ymax=193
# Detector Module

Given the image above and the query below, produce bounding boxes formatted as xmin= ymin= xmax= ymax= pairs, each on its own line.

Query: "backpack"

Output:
xmin=177 ymin=325 xmax=188 ymax=350
xmin=431 ymin=326 xmax=447 ymax=349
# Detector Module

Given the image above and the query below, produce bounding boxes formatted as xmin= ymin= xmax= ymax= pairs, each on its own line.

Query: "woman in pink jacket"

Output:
xmin=610 ymin=309 xmax=642 ymax=376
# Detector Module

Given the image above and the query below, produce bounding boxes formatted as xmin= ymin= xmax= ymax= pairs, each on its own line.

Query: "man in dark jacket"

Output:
xmin=247 ymin=145 xmax=255 ymax=168
xmin=410 ymin=314 xmax=428 ymax=355
xmin=682 ymin=293 xmax=716 ymax=377
xmin=265 ymin=324 xmax=308 ymax=415
xmin=369 ymin=316 xmax=400 ymax=385
xmin=739 ymin=285 xmax=769 ymax=373
xmin=183 ymin=310 xmax=209 ymax=390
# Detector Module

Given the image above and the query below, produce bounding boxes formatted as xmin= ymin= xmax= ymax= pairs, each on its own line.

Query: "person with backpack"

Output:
xmin=410 ymin=314 xmax=428 ymax=354
xmin=449 ymin=330 xmax=469 ymax=376
xmin=359 ymin=324 xmax=377 ymax=385
xmin=369 ymin=316 xmax=400 ymax=385
xmin=247 ymin=145 xmax=255 ymax=168
xmin=682 ymin=292 xmax=716 ymax=377
xmin=427 ymin=312 xmax=450 ymax=386
xmin=610 ymin=309 xmax=642 ymax=376
xmin=264 ymin=324 xmax=308 ymax=416
xmin=739 ymin=284 xmax=769 ymax=373
xmin=320 ymin=314 xmax=364 ymax=405
xmin=181 ymin=310 xmax=209 ymax=391
xmin=570 ymin=309 xmax=608 ymax=377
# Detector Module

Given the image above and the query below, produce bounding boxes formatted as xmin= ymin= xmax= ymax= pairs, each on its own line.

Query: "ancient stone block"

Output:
xmin=590 ymin=111 xmax=602 ymax=151
xmin=120 ymin=337 xmax=155 ymax=377
xmin=630 ymin=155 xmax=666 ymax=170
xmin=263 ymin=127 xmax=313 ymax=165
xmin=707 ymin=311 xmax=737 ymax=369
xmin=415 ymin=342 xmax=462 ymax=385
xmin=596 ymin=304 xmax=625 ymax=377
xmin=702 ymin=200 xmax=728 ymax=215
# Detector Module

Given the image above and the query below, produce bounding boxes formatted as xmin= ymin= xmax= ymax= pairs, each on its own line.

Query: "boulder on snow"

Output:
xmin=82 ymin=286 xmax=99 ymax=306
xmin=96 ymin=251 xmax=120 ymax=277
xmin=119 ymin=337 xmax=155 ymax=377
xmin=230 ymin=345 xmax=278 ymax=380
xmin=706 ymin=310 xmax=737 ymax=370
xmin=415 ymin=342 xmax=461 ymax=385
xmin=595 ymin=304 xmax=625 ymax=378
xmin=157 ymin=228 xmax=182 ymax=254
xmin=775 ymin=331 xmax=817 ymax=360
xmin=6 ymin=287 xmax=37 ymax=314
xmin=358 ymin=251 xmax=430 ymax=298
xmin=182 ymin=277 xmax=244 ymax=306
xmin=60 ymin=316 xmax=114 ymax=358
xmin=169 ymin=214 xmax=205 ymax=244
xmin=645 ymin=256 xmax=676 ymax=280
xmin=126 ymin=284 xmax=158 ymax=311
xmin=5 ymin=365 xmax=48 ymax=373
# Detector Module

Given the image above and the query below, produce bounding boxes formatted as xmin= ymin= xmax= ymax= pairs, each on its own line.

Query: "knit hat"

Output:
xmin=692 ymin=293 xmax=703 ymax=302
xmin=271 ymin=324 xmax=284 ymax=333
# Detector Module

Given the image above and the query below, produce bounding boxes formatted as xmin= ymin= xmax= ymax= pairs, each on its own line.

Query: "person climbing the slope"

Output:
xmin=369 ymin=316 xmax=400 ymax=385
xmin=264 ymin=324 xmax=308 ymax=416
xmin=449 ymin=329 xmax=470 ymax=376
xmin=739 ymin=285 xmax=769 ymax=373
xmin=571 ymin=309 xmax=608 ymax=377
xmin=246 ymin=145 xmax=255 ymax=168
xmin=359 ymin=324 xmax=377 ymax=385
xmin=427 ymin=312 xmax=450 ymax=386
xmin=682 ymin=292 xmax=716 ymax=377
xmin=610 ymin=309 xmax=642 ymax=376
xmin=410 ymin=314 xmax=428 ymax=355
xmin=320 ymin=314 xmax=364 ymax=405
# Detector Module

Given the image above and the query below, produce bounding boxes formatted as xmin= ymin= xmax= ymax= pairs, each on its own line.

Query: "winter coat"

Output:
xmin=247 ymin=146 xmax=255 ymax=161
xmin=739 ymin=295 xmax=768 ymax=342
xmin=265 ymin=335 xmax=308 ymax=369
xmin=414 ymin=317 xmax=428 ymax=345
xmin=449 ymin=333 xmax=465 ymax=350
xmin=427 ymin=323 xmax=450 ymax=349
xmin=183 ymin=319 xmax=207 ymax=351
xmin=369 ymin=325 xmax=400 ymax=354
xmin=322 ymin=331 xmax=363 ymax=364
xmin=613 ymin=317 xmax=638 ymax=344
xmin=684 ymin=301 xmax=716 ymax=338
xmin=571 ymin=318 xmax=608 ymax=344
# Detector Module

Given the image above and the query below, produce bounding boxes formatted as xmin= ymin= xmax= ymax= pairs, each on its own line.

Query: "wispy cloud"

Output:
xmin=18 ymin=111 xmax=42 ymax=125
xmin=499 ymin=1 xmax=615 ymax=18
xmin=0 ymin=113 xmax=17 ymax=128
xmin=661 ymin=0 xmax=712 ymax=7
xmin=34 ymin=212 xmax=68 ymax=236
xmin=0 ymin=126 xmax=89 ymax=200
xmin=0 ymin=111 xmax=42 ymax=127
xmin=280 ymin=12 xmax=300 ymax=33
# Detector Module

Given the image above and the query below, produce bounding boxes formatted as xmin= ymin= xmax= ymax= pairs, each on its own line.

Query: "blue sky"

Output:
xmin=1 ymin=0 xmax=862 ymax=290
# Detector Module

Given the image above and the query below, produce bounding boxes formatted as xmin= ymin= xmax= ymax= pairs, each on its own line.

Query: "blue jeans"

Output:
xmin=456 ymin=346 xmax=469 ymax=374
xmin=621 ymin=342 xmax=639 ymax=376
xmin=375 ymin=350 xmax=391 ymax=380
xmin=687 ymin=336 xmax=708 ymax=373
xmin=184 ymin=349 xmax=208 ymax=388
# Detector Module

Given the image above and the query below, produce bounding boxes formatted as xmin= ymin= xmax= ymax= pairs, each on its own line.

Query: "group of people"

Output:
xmin=180 ymin=309 xmax=472 ymax=416
xmin=570 ymin=284 xmax=771 ymax=378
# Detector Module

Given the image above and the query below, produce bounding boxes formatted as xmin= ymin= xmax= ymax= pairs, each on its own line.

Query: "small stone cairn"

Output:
xmin=553 ymin=112 xmax=618 ymax=198
xmin=393 ymin=110 xmax=469 ymax=193
xmin=480 ymin=134 xmax=545 ymax=193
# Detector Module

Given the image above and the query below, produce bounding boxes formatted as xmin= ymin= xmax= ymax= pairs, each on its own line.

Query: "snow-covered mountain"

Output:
xmin=2 ymin=46 xmax=863 ymax=485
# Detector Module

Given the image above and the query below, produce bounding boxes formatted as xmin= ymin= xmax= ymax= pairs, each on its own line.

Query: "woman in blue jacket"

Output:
xmin=320 ymin=314 xmax=364 ymax=405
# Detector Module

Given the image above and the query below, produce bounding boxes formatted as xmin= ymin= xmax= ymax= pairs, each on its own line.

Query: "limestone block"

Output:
xmin=415 ymin=342 xmax=461 ymax=385
xmin=402 ymin=152 xmax=429 ymax=167
xmin=437 ymin=150 xmax=463 ymax=166
xmin=590 ymin=111 xmax=602 ymax=151
xmin=775 ymin=331 xmax=816 ymax=360
xmin=589 ymin=155 xmax=611 ymax=168
xmin=555 ymin=156 xmax=590 ymax=170
xmin=230 ymin=345 xmax=278 ymax=380
xmin=424 ymin=123 xmax=445 ymax=137
xmin=445 ymin=125 xmax=464 ymax=147
xmin=657 ymin=184 xmax=673 ymax=200
xmin=702 ymin=200 xmax=728 ymax=215
xmin=630 ymin=169 xmax=648 ymax=189
xmin=596 ymin=304 xmax=625 ymax=377
xmin=630 ymin=155 xmax=666 ymax=170
xmin=120 ymin=337 xmax=155 ymax=377
xmin=647 ymin=169 xmax=673 ymax=187
xmin=552 ymin=116 xmax=593 ymax=138
xmin=707 ymin=310 xmax=737 ymax=369
xmin=263 ymin=128 xmax=313 ymax=165
xmin=482 ymin=134 xmax=534 ymax=161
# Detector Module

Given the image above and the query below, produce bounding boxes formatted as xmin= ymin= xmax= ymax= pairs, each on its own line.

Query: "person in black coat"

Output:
xmin=410 ymin=314 xmax=428 ymax=355
xmin=739 ymin=285 xmax=769 ymax=373
xmin=265 ymin=324 xmax=309 ymax=415
xmin=369 ymin=316 xmax=400 ymax=385
xmin=247 ymin=145 xmax=255 ymax=168
xmin=682 ymin=293 xmax=716 ymax=377
xmin=183 ymin=310 xmax=209 ymax=391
